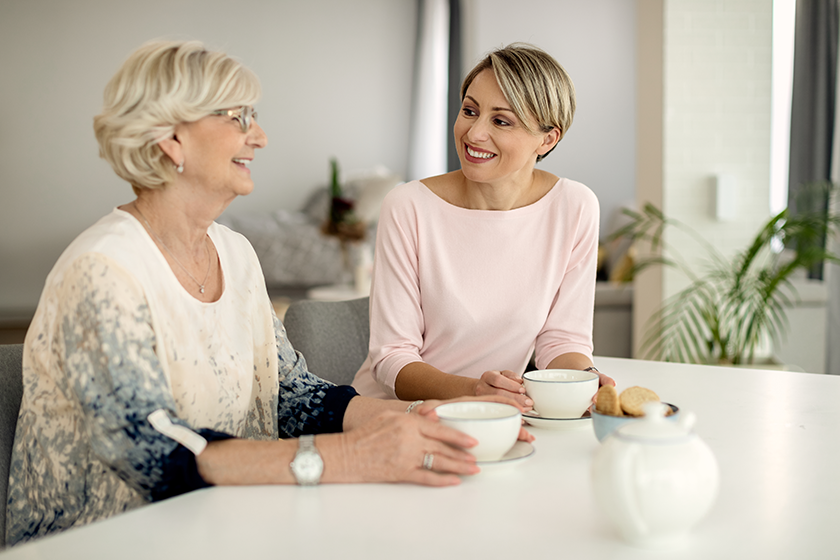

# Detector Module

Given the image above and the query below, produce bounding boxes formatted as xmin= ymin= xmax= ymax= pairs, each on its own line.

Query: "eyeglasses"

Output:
xmin=211 ymin=106 xmax=258 ymax=133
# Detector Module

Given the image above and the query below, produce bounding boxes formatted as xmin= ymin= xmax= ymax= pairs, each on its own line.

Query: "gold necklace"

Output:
xmin=135 ymin=206 xmax=212 ymax=294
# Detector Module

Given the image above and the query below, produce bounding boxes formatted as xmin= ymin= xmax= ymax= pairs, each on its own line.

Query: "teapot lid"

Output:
xmin=615 ymin=402 xmax=697 ymax=442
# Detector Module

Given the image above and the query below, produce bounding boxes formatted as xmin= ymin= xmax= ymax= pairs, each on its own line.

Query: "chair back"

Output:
xmin=0 ymin=344 xmax=23 ymax=548
xmin=283 ymin=297 xmax=370 ymax=386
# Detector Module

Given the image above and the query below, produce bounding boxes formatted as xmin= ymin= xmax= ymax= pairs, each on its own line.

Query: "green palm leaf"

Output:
xmin=619 ymin=183 xmax=839 ymax=367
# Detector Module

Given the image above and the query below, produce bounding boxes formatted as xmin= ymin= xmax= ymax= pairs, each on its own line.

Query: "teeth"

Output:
xmin=466 ymin=146 xmax=494 ymax=159
xmin=233 ymin=159 xmax=250 ymax=165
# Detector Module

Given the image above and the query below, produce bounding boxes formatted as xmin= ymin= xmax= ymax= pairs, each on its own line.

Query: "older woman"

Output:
xmin=5 ymin=40 xmax=529 ymax=546
xmin=352 ymin=44 xmax=614 ymax=407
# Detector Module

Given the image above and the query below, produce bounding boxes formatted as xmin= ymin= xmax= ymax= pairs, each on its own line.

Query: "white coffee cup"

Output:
xmin=435 ymin=402 xmax=521 ymax=462
xmin=523 ymin=369 xmax=599 ymax=419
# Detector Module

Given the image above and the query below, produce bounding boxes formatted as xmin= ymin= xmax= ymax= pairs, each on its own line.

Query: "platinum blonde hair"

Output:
xmin=93 ymin=40 xmax=261 ymax=193
xmin=461 ymin=43 xmax=576 ymax=162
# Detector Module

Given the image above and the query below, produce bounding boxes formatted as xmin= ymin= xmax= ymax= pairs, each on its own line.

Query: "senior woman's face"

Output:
xmin=454 ymin=70 xmax=547 ymax=186
xmin=173 ymin=107 xmax=268 ymax=199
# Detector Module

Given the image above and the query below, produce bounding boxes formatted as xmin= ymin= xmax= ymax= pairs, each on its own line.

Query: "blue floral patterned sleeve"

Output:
xmin=54 ymin=256 xmax=232 ymax=499
xmin=273 ymin=315 xmax=359 ymax=438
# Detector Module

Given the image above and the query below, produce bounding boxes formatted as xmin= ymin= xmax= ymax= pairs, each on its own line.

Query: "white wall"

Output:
xmin=662 ymin=0 xmax=773 ymax=299
xmin=634 ymin=0 xmax=774 ymax=356
xmin=0 ymin=0 xmax=416 ymax=313
xmin=464 ymin=0 xmax=638 ymax=239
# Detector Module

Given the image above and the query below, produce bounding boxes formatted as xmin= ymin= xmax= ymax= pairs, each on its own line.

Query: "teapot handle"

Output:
xmin=614 ymin=443 xmax=648 ymax=539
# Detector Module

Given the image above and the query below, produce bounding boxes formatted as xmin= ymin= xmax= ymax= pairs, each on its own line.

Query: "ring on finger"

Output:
xmin=422 ymin=452 xmax=435 ymax=470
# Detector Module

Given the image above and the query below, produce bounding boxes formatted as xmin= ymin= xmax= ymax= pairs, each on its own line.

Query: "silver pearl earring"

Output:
xmin=176 ymin=161 xmax=184 ymax=173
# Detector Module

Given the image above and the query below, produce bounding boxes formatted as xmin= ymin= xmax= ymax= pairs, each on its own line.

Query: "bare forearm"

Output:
xmin=393 ymin=362 xmax=479 ymax=401
xmin=546 ymin=352 xmax=594 ymax=371
xmin=196 ymin=433 xmax=358 ymax=485
xmin=197 ymin=396 xmax=440 ymax=486
xmin=196 ymin=437 xmax=297 ymax=485
xmin=547 ymin=352 xmax=615 ymax=387
xmin=196 ymin=408 xmax=482 ymax=488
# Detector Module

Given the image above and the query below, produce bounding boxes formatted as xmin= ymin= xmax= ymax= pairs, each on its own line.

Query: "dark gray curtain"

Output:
xmin=446 ymin=0 xmax=462 ymax=172
xmin=788 ymin=0 xmax=839 ymax=278
xmin=789 ymin=0 xmax=838 ymax=201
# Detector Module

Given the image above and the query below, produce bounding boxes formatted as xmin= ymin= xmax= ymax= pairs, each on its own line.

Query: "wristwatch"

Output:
xmin=290 ymin=435 xmax=323 ymax=486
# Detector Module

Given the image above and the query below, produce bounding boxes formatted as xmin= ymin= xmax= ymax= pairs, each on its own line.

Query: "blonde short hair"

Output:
xmin=94 ymin=40 xmax=261 ymax=192
xmin=461 ymin=43 xmax=575 ymax=162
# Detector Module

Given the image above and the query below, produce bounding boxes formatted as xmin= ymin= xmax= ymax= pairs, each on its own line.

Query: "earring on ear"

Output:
xmin=176 ymin=160 xmax=184 ymax=173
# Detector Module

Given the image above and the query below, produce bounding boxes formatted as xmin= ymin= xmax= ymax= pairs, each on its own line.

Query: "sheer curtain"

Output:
xmin=407 ymin=0 xmax=450 ymax=182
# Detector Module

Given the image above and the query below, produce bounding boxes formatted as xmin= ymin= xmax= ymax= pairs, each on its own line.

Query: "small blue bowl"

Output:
xmin=590 ymin=403 xmax=680 ymax=442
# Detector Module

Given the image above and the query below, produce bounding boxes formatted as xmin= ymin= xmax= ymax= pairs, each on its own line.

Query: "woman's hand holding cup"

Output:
xmin=474 ymin=370 xmax=534 ymax=411
xmin=412 ymin=395 xmax=535 ymax=444
xmin=342 ymin=411 xmax=480 ymax=487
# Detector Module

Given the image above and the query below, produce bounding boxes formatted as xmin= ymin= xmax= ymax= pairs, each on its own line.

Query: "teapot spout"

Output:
xmin=677 ymin=411 xmax=697 ymax=432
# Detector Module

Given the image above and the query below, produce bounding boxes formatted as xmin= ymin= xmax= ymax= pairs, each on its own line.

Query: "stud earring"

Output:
xmin=176 ymin=160 xmax=184 ymax=173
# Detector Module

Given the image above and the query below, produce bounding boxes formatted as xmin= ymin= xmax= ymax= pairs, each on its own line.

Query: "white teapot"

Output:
xmin=591 ymin=402 xmax=719 ymax=548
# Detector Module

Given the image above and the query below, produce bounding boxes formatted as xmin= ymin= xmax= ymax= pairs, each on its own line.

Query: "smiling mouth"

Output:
xmin=465 ymin=145 xmax=496 ymax=160
xmin=233 ymin=158 xmax=251 ymax=166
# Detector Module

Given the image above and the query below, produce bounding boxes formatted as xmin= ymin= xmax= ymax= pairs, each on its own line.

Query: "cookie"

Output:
xmin=619 ymin=386 xmax=660 ymax=417
xmin=595 ymin=384 xmax=623 ymax=417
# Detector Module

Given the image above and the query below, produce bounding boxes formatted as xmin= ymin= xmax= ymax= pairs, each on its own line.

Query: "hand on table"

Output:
xmin=344 ymin=411 xmax=481 ymax=486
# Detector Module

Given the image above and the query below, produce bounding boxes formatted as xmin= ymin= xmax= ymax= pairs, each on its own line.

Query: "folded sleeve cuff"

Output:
xmin=148 ymin=428 xmax=235 ymax=502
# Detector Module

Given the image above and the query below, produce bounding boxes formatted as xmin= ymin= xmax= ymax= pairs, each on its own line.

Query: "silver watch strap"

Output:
xmin=298 ymin=434 xmax=316 ymax=451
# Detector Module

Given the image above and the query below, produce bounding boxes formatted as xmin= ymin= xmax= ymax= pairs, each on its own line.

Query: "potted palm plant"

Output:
xmin=613 ymin=183 xmax=840 ymax=366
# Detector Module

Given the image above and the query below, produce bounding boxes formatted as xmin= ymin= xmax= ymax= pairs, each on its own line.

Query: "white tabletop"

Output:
xmin=3 ymin=357 xmax=839 ymax=559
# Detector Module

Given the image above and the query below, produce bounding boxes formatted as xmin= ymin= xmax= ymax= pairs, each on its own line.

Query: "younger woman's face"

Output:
xmin=454 ymin=69 xmax=554 ymax=187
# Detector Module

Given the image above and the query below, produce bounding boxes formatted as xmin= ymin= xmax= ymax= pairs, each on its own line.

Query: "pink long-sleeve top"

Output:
xmin=351 ymin=179 xmax=600 ymax=399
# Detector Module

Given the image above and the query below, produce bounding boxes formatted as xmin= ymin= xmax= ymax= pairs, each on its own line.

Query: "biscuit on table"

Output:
xmin=619 ymin=386 xmax=660 ymax=417
xmin=595 ymin=384 xmax=623 ymax=416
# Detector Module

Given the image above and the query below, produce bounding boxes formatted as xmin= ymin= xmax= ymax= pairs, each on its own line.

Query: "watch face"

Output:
xmin=293 ymin=451 xmax=323 ymax=484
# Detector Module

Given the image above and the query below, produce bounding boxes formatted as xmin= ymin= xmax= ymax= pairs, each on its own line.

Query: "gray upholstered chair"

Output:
xmin=0 ymin=344 xmax=24 ymax=548
xmin=283 ymin=297 xmax=370 ymax=386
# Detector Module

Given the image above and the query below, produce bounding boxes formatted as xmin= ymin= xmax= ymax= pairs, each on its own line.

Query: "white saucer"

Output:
xmin=522 ymin=411 xmax=591 ymax=430
xmin=476 ymin=441 xmax=535 ymax=466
